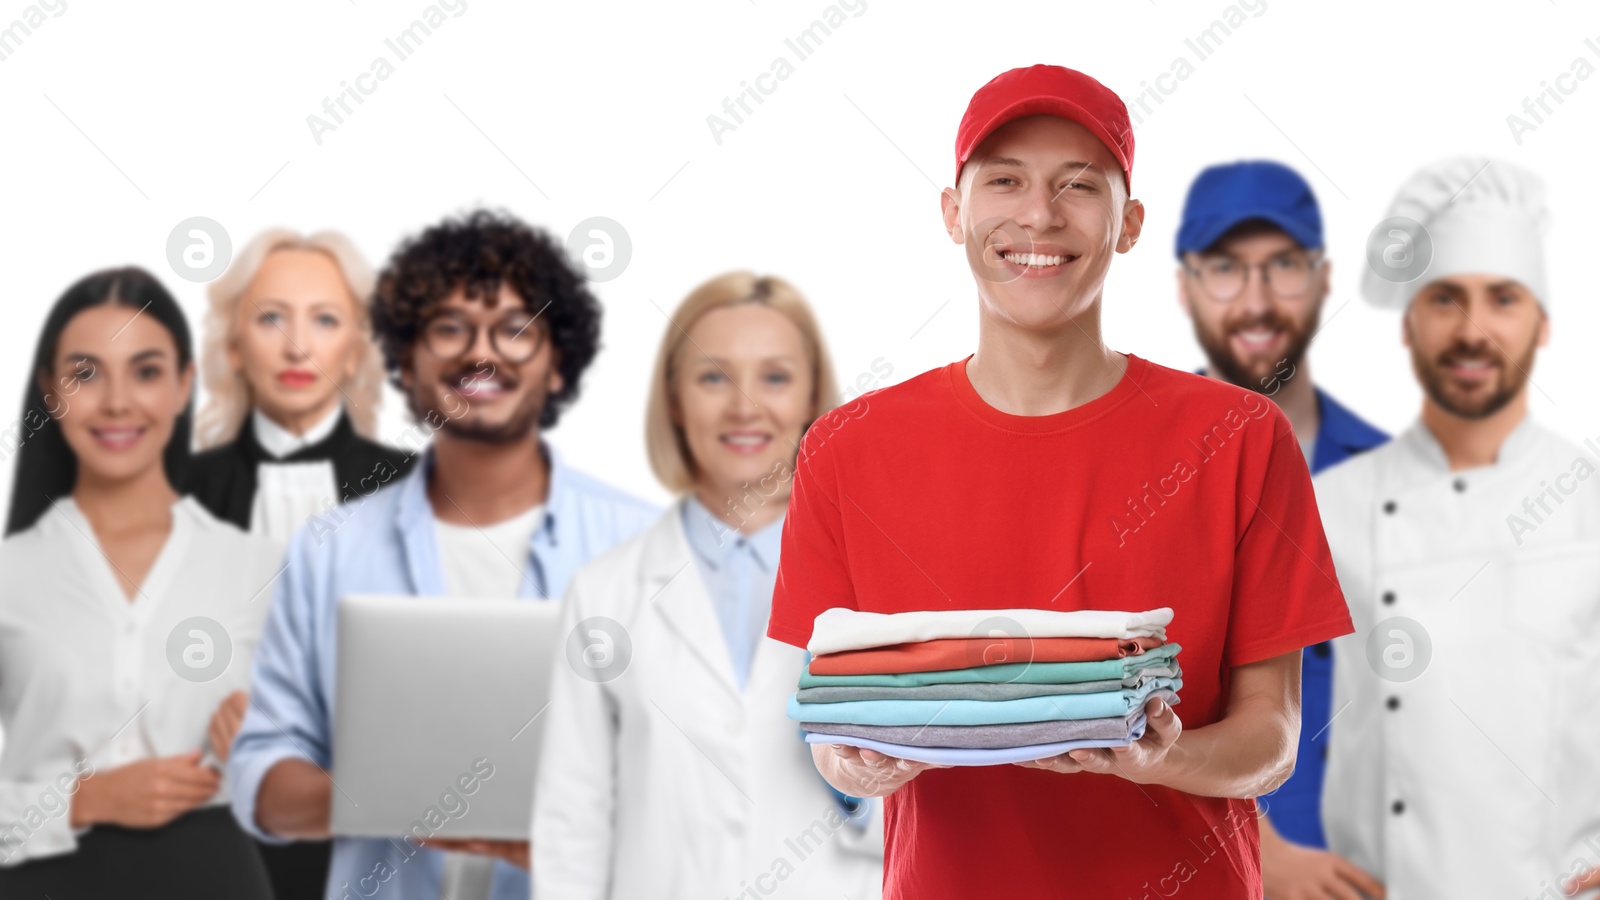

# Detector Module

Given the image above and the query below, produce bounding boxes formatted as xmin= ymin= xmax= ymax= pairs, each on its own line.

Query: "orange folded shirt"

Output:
xmin=808 ymin=635 xmax=1165 ymax=676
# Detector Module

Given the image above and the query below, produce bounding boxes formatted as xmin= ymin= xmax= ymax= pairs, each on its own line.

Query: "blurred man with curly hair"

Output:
xmin=227 ymin=209 xmax=658 ymax=900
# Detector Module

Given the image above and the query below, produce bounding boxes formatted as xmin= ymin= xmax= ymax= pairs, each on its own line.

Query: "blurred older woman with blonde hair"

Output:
xmin=185 ymin=228 xmax=414 ymax=541
xmin=532 ymin=271 xmax=884 ymax=900
xmin=182 ymin=228 xmax=414 ymax=900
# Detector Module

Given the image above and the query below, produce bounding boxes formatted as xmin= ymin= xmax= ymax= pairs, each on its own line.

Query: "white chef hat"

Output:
xmin=1361 ymin=157 xmax=1551 ymax=310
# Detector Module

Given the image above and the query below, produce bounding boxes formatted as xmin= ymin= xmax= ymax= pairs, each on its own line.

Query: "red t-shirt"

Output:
xmin=767 ymin=352 xmax=1354 ymax=900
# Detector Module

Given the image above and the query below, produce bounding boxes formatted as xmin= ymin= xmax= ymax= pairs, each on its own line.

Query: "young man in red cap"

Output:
xmin=766 ymin=64 xmax=1355 ymax=899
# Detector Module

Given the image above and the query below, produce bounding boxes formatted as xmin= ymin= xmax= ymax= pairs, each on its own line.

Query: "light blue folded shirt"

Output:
xmin=803 ymin=713 xmax=1150 ymax=766
xmin=788 ymin=677 xmax=1180 ymax=727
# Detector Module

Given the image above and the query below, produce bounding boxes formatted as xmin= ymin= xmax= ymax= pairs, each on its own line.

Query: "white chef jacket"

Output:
xmin=1314 ymin=417 xmax=1600 ymax=898
xmin=0 ymin=495 xmax=283 ymax=865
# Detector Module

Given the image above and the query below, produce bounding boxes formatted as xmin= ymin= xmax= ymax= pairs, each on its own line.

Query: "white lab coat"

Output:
xmin=531 ymin=501 xmax=883 ymax=900
xmin=1314 ymin=418 xmax=1600 ymax=898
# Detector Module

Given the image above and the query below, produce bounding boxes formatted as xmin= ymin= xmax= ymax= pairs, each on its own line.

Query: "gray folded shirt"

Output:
xmin=795 ymin=664 xmax=1179 ymax=704
xmin=801 ymin=689 xmax=1180 ymax=749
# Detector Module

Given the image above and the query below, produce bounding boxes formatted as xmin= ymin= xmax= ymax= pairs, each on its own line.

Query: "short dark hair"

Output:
xmin=371 ymin=209 xmax=602 ymax=430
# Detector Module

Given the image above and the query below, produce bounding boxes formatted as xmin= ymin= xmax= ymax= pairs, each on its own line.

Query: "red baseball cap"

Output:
xmin=954 ymin=64 xmax=1134 ymax=191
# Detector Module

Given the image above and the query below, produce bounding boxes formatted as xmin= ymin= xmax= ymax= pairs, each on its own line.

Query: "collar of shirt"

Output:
xmin=1190 ymin=367 xmax=1389 ymax=474
xmin=42 ymin=493 xmax=203 ymax=615
xmin=396 ymin=440 xmax=564 ymax=537
xmin=1310 ymin=387 xmax=1389 ymax=474
xmin=1397 ymin=412 xmax=1542 ymax=476
xmin=47 ymin=492 xmax=202 ymax=540
xmin=392 ymin=439 xmax=569 ymax=596
xmin=251 ymin=404 xmax=344 ymax=459
xmin=679 ymin=492 xmax=784 ymax=573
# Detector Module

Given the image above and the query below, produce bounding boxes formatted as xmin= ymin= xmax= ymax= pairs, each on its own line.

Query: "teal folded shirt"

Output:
xmin=788 ymin=677 xmax=1182 ymax=726
xmin=797 ymin=643 xmax=1182 ymax=689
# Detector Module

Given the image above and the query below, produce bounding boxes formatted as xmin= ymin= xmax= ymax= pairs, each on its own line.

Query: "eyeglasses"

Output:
xmin=421 ymin=311 xmax=547 ymax=363
xmin=1183 ymin=251 xmax=1324 ymax=303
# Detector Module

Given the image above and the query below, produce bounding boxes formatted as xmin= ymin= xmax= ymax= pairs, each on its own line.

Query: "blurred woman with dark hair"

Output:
xmin=0 ymin=267 xmax=279 ymax=899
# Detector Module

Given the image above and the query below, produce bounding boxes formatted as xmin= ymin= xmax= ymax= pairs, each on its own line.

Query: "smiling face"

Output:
xmin=670 ymin=303 xmax=815 ymax=507
xmin=44 ymin=304 xmax=193 ymax=486
xmin=1404 ymin=274 xmax=1547 ymax=420
xmin=1179 ymin=225 xmax=1328 ymax=391
xmin=228 ymin=248 xmax=362 ymax=431
xmin=401 ymin=283 xmax=561 ymax=443
xmin=941 ymin=115 xmax=1143 ymax=330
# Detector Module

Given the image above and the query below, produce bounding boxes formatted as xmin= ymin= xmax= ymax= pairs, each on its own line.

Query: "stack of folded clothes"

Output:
xmin=789 ymin=607 xmax=1182 ymax=766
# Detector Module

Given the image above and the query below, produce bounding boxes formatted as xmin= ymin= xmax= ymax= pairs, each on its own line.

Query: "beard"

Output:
xmin=1193 ymin=302 xmax=1320 ymax=394
xmin=409 ymin=363 xmax=549 ymax=444
xmin=1411 ymin=337 xmax=1535 ymax=420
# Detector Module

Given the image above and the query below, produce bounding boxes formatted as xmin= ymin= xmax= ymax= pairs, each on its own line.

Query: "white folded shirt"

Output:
xmin=806 ymin=607 xmax=1174 ymax=655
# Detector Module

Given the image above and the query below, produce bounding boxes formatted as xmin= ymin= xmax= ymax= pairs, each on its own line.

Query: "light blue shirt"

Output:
xmin=227 ymin=442 xmax=659 ymax=900
xmin=680 ymin=495 xmax=869 ymax=829
xmin=679 ymin=494 xmax=784 ymax=691
xmin=787 ymin=677 xmax=1183 ymax=727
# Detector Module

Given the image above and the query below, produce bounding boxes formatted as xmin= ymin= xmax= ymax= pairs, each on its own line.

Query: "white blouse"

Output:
xmin=0 ymin=495 xmax=283 ymax=865
xmin=248 ymin=405 xmax=342 ymax=543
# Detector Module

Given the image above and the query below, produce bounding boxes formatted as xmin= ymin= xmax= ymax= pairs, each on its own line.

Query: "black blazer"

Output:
xmin=184 ymin=410 xmax=417 ymax=530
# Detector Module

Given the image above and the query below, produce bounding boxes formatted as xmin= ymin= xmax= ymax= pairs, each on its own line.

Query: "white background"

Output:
xmin=1 ymin=0 xmax=1596 ymax=514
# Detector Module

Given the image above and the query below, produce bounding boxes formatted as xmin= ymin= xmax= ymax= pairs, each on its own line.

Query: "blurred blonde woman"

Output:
xmin=186 ymin=228 xmax=414 ymax=543
xmin=182 ymin=229 xmax=413 ymax=900
xmin=533 ymin=272 xmax=884 ymax=900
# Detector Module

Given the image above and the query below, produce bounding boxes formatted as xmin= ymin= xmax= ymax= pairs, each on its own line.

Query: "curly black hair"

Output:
xmin=372 ymin=209 xmax=601 ymax=430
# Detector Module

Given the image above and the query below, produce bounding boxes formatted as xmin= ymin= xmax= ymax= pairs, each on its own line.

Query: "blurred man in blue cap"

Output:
xmin=1175 ymin=160 xmax=1388 ymax=899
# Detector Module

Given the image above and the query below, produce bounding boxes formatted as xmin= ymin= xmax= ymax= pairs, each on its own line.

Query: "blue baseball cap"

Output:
xmin=1175 ymin=161 xmax=1323 ymax=259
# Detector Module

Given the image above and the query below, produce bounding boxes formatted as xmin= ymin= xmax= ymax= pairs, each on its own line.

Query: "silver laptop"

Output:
xmin=330 ymin=594 xmax=563 ymax=840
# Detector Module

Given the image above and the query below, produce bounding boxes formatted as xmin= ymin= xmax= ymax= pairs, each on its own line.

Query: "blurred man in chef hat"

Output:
xmin=1174 ymin=162 xmax=1390 ymax=900
xmin=1316 ymin=157 xmax=1600 ymax=899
